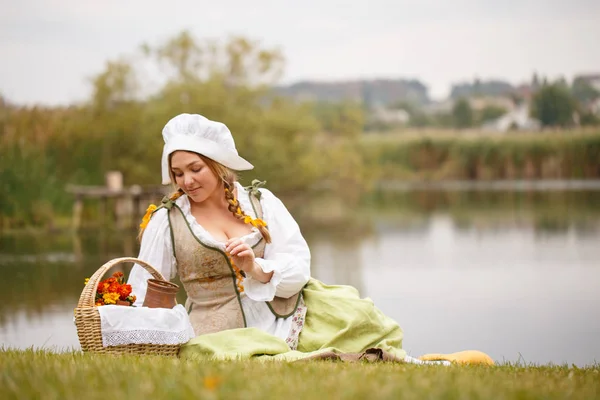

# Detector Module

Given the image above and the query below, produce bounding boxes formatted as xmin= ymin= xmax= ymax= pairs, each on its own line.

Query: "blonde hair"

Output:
xmin=139 ymin=152 xmax=271 ymax=243
xmin=200 ymin=154 xmax=272 ymax=244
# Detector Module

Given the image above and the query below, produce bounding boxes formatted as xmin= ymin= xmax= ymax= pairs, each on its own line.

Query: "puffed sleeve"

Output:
xmin=243 ymin=188 xmax=311 ymax=301
xmin=127 ymin=208 xmax=177 ymax=306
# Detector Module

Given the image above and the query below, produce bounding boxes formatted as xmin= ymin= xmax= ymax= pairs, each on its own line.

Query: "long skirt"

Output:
xmin=179 ymin=279 xmax=407 ymax=362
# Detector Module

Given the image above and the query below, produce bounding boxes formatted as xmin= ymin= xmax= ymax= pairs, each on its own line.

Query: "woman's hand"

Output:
xmin=225 ymin=238 xmax=255 ymax=273
xmin=225 ymin=238 xmax=273 ymax=283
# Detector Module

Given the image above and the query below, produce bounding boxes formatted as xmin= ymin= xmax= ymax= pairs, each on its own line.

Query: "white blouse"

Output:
xmin=127 ymin=182 xmax=312 ymax=342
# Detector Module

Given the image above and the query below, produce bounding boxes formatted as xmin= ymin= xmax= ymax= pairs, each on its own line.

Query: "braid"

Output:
xmin=223 ymin=180 xmax=272 ymax=244
xmin=165 ymin=152 xmax=271 ymax=243
xmin=169 ymin=188 xmax=184 ymax=202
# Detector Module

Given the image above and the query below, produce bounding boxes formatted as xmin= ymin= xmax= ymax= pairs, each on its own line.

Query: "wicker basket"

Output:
xmin=74 ymin=257 xmax=180 ymax=356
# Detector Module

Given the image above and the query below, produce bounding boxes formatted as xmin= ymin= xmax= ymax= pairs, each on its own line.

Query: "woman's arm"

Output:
xmin=127 ymin=208 xmax=176 ymax=306
xmin=243 ymin=188 xmax=311 ymax=301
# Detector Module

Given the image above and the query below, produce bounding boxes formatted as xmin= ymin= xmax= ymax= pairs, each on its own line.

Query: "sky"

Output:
xmin=1 ymin=0 xmax=599 ymax=105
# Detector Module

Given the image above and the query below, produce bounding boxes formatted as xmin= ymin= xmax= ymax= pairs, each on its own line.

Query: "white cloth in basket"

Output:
xmin=98 ymin=304 xmax=195 ymax=347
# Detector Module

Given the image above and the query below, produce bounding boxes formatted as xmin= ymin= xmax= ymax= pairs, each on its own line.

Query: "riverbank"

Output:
xmin=3 ymin=127 xmax=600 ymax=231
xmin=362 ymin=129 xmax=600 ymax=181
xmin=3 ymin=180 xmax=600 ymax=235
xmin=1 ymin=349 xmax=598 ymax=399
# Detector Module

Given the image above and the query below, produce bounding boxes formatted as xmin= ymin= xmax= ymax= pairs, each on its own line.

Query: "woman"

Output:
xmin=129 ymin=113 xmax=492 ymax=365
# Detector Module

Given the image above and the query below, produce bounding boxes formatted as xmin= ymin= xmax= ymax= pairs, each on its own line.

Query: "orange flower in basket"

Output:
xmin=85 ymin=271 xmax=137 ymax=306
xmin=108 ymin=282 xmax=120 ymax=293
xmin=118 ymin=284 xmax=132 ymax=300
xmin=98 ymin=282 xmax=110 ymax=294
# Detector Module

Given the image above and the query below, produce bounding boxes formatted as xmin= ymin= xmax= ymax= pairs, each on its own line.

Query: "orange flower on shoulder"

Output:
xmin=140 ymin=204 xmax=158 ymax=229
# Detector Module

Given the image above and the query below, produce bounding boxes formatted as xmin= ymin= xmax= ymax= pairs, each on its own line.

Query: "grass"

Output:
xmin=1 ymin=349 xmax=598 ymax=399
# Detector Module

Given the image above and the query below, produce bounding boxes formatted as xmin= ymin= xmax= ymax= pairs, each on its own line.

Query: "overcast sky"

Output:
xmin=1 ymin=0 xmax=599 ymax=105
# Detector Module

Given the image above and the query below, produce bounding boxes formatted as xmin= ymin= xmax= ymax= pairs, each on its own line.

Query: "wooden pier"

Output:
xmin=66 ymin=172 xmax=171 ymax=230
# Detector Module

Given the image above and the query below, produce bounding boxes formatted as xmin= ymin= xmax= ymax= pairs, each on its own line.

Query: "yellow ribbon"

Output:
xmin=252 ymin=219 xmax=266 ymax=228
xmin=139 ymin=204 xmax=157 ymax=229
xmin=243 ymin=216 xmax=266 ymax=228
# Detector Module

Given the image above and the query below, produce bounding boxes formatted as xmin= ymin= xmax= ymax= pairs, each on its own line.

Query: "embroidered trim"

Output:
xmin=285 ymin=295 xmax=307 ymax=351
xmin=101 ymin=328 xmax=195 ymax=347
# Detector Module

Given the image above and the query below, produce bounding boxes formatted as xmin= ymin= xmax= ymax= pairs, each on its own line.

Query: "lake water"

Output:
xmin=1 ymin=188 xmax=599 ymax=366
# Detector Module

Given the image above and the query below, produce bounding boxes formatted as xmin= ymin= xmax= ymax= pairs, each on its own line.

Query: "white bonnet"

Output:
xmin=161 ymin=113 xmax=253 ymax=184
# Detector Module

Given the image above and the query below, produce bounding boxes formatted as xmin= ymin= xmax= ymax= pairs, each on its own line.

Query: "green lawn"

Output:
xmin=1 ymin=349 xmax=598 ymax=399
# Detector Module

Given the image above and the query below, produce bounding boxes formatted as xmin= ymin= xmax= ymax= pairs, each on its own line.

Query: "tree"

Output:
xmin=144 ymin=31 xmax=284 ymax=88
xmin=452 ymin=98 xmax=473 ymax=128
xmin=312 ymin=101 xmax=365 ymax=138
xmin=1 ymin=31 xmax=372 ymax=227
xmin=478 ymin=105 xmax=507 ymax=123
xmin=571 ymin=78 xmax=600 ymax=104
xmin=531 ymin=72 xmax=540 ymax=90
xmin=90 ymin=60 xmax=138 ymax=111
xmin=531 ymin=82 xmax=576 ymax=127
xmin=579 ymin=111 xmax=599 ymax=126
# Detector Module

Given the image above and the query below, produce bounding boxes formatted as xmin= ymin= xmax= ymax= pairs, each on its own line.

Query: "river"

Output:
xmin=1 ymin=187 xmax=599 ymax=366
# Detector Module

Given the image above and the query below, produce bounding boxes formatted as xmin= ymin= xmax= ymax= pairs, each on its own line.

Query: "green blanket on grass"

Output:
xmin=179 ymin=278 xmax=406 ymax=362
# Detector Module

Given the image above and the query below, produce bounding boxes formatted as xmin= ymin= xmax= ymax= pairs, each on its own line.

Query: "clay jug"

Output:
xmin=142 ymin=279 xmax=179 ymax=309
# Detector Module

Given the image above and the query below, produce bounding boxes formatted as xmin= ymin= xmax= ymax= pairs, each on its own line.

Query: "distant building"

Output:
xmin=468 ymin=96 xmax=515 ymax=112
xmin=422 ymin=100 xmax=454 ymax=115
xmin=514 ymin=84 xmax=535 ymax=103
xmin=575 ymin=74 xmax=600 ymax=92
xmin=573 ymin=74 xmax=600 ymax=115
xmin=372 ymin=105 xmax=410 ymax=125
xmin=481 ymin=103 xmax=540 ymax=132
xmin=589 ymin=98 xmax=600 ymax=115
xmin=449 ymin=79 xmax=515 ymax=99
xmin=275 ymin=79 xmax=430 ymax=106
